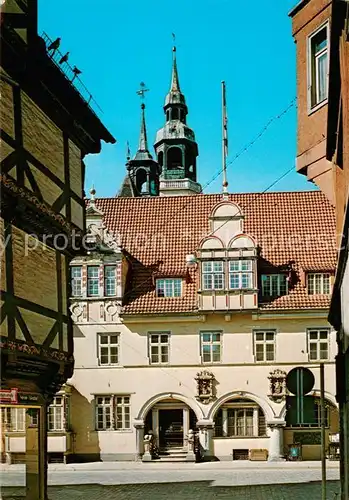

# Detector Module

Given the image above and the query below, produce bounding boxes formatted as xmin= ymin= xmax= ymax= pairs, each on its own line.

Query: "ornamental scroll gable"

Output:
xmin=195 ymin=370 xmax=215 ymax=404
xmin=268 ymin=369 xmax=287 ymax=402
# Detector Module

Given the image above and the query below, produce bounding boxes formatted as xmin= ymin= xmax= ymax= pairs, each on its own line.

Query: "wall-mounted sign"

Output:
xmin=0 ymin=388 xmax=18 ymax=404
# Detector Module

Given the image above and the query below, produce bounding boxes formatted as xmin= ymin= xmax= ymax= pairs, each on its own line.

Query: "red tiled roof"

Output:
xmin=95 ymin=191 xmax=336 ymax=314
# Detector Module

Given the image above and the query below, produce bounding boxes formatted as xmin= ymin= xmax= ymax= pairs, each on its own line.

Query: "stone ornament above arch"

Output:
xmin=210 ymin=201 xmax=243 ymax=219
xmin=136 ymin=392 xmax=205 ymax=421
xmin=207 ymin=391 xmax=275 ymax=421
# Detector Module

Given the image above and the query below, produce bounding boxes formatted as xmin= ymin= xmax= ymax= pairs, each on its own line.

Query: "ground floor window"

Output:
xmin=286 ymin=397 xmax=332 ymax=428
xmin=214 ymin=399 xmax=266 ymax=437
xmin=95 ymin=395 xmax=131 ymax=431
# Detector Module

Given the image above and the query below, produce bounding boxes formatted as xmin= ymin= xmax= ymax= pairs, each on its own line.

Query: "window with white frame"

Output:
xmin=307 ymin=273 xmax=331 ymax=295
xmin=104 ymin=265 xmax=116 ymax=297
xmin=149 ymin=333 xmax=170 ymax=364
xmin=308 ymin=328 xmax=329 ymax=361
xmin=71 ymin=266 xmax=82 ymax=297
xmin=214 ymin=401 xmax=266 ymax=437
xmin=0 ymin=407 xmax=25 ymax=432
xmin=261 ymin=274 xmax=288 ymax=297
xmin=156 ymin=278 xmax=182 ymax=297
xmin=254 ymin=330 xmax=276 ymax=362
xmin=95 ymin=396 xmax=113 ymax=431
xmin=98 ymin=333 xmax=119 ymax=365
xmin=201 ymin=331 xmax=222 ymax=363
xmin=115 ymin=396 xmax=131 ymax=430
xmin=308 ymin=23 xmax=329 ymax=109
xmin=87 ymin=266 xmax=99 ymax=296
xmin=95 ymin=395 xmax=131 ymax=431
xmin=48 ymin=396 xmax=65 ymax=431
xmin=229 ymin=260 xmax=253 ymax=289
xmin=202 ymin=261 xmax=224 ymax=290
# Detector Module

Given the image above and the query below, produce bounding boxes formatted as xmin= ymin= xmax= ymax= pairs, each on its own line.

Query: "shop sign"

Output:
xmin=0 ymin=388 xmax=18 ymax=404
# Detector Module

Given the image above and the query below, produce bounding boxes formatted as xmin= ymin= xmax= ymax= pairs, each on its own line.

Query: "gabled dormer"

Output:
xmin=70 ymin=188 xmax=127 ymax=324
xmin=197 ymin=201 xmax=258 ymax=311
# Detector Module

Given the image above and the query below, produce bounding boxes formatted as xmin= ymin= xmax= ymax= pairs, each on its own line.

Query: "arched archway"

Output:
xmin=137 ymin=392 xmax=203 ymax=421
xmin=278 ymin=391 xmax=338 ymax=419
xmin=208 ymin=391 xmax=275 ymax=421
xmin=137 ymin=393 xmax=203 ymax=452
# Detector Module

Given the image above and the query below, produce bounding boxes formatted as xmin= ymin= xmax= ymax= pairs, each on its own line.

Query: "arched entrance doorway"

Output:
xmin=144 ymin=398 xmax=197 ymax=451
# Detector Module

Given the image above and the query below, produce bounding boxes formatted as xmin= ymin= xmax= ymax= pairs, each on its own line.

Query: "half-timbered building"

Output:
xmin=0 ymin=1 xmax=115 ymax=497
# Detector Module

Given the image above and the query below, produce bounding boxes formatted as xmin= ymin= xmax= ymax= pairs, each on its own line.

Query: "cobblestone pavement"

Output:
xmin=0 ymin=480 xmax=341 ymax=500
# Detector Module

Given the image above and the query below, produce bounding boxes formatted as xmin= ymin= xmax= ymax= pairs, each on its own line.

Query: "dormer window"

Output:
xmin=156 ymin=279 xmax=182 ymax=297
xmin=202 ymin=261 xmax=224 ymax=290
xmin=229 ymin=260 xmax=253 ymax=290
xmin=87 ymin=266 xmax=99 ymax=297
xmin=261 ymin=274 xmax=288 ymax=297
xmin=104 ymin=265 xmax=116 ymax=297
xmin=71 ymin=266 xmax=82 ymax=297
xmin=307 ymin=273 xmax=331 ymax=295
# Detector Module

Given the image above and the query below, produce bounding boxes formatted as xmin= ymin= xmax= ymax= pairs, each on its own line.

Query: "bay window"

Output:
xmin=229 ymin=260 xmax=253 ymax=289
xmin=202 ymin=261 xmax=224 ymax=290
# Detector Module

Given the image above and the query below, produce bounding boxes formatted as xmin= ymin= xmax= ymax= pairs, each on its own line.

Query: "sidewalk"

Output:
xmin=0 ymin=459 xmax=340 ymax=472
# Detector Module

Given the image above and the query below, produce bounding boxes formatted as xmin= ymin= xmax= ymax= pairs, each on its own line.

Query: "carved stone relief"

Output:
xmin=268 ymin=369 xmax=287 ymax=402
xmin=195 ymin=370 xmax=215 ymax=404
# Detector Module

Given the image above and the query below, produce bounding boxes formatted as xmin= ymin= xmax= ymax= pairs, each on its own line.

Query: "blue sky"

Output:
xmin=38 ymin=0 xmax=315 ymax=197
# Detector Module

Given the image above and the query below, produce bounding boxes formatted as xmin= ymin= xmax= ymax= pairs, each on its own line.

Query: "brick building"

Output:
xmin=289 ymin=0 xmax=349 ymax=497
xmin=0 ymin=0 xmax=114 ymax=497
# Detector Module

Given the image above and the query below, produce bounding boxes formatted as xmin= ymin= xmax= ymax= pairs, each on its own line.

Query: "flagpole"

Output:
xmin=221 ymin=81 xmax=228 ymax=197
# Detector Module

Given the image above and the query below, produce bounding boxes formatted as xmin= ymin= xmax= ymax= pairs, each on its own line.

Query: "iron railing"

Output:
xmin=41 ymin=32 xmax=103 ymax=116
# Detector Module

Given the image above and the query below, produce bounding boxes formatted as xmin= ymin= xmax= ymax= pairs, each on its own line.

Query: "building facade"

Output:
xmin=289 ymin=0 xmax=349 ymax=496
xmin=66 ymin=190 xmax=338 ymax=462
xmin=0 ymin=0 xmax=115 ymax=496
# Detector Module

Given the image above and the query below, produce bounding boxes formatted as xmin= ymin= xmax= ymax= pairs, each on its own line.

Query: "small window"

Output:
xmin=71 ymin=266 xmax=82 ymax=297
xmin=308 ymin=328 xmax=329 ymax=361
xmin=156 ymin=279 xmax=182 ymax=297
xmin=115 ymin=396 xmax=131 ymax=430
xmin=201 ymin=331 xmax=222 ymax=363
xmin=149 ymin=333 xmax=170 ymax=364
xmin=95 ymin=395 xmax=131 ymax=431
xmin=98 ymin=333 xmax=119 ymax=365
xmin=202 ymin=261 xmax=224 ymax=290
xmin=261 ymin=274 xmax=288 ymax=297
xmin=308 ymin=23 xmax=329 ymax=109
xmin=0 ymin=408 xmax=25 ymax=432
xmin=229 ymin=260 xmax=253 ymax=290
xmin=307 ymin=273 xmax=331 ymax=295
xmin=95 ymin=396 xmax=113 ymax=431
xmin=87 ymin=266 xmax=99 ymax=296
xmin=254 ymin=330 xmax=276 ymax=362
xmin=104 ymin=265 xmax=116 ymax=297
xmin=48 ymin=396 xmax=65 ymax=431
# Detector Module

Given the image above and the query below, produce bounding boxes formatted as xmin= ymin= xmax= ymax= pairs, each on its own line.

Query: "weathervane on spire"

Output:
xmin=172 ymin=32 xmax=176 ymax=51
xmin=136 ymin=82 xmax=149 ymax=106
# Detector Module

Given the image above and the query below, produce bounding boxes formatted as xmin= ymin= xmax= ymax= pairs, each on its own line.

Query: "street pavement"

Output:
xmin=0 ymin=461 xmax=341 ymax=499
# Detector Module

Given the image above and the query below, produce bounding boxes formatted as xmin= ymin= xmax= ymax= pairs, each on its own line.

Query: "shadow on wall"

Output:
xmin=70 ymin=386 xmax=101 ymax=463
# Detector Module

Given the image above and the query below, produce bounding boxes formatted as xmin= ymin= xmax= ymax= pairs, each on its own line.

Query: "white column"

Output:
xmin=267 ymin=420 xmax=286 ymax=461
xmin=197 ymin=420 xmax=215 ymax=459
xmin=253 ymin=407 xmax=259 ymax=436
xmin=222 ymin=408 xmax=228 ymax=437
xmin=133 ymin=420 xmax=144 ymax=460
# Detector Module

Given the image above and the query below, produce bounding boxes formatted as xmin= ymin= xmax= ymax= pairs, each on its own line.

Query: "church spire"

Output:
xmin=170 ymin=46 xmax=181 ymax=93
xmin=134 ymin=99 xmax=152 ymax=161
xmin=136 ymin=103 xmax=150 ymax=156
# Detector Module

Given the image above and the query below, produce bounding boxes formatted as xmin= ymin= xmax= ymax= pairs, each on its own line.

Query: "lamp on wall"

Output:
xmin=186 ymin=254 xmax=197 ymax=269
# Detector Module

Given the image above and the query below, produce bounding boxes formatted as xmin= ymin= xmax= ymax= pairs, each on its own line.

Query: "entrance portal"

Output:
xmin=159 ymin=409 xmax=183 ymax=449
